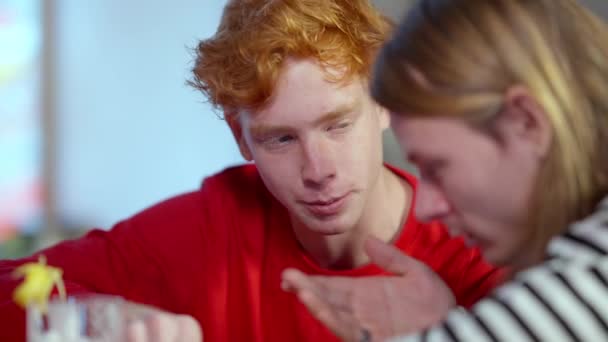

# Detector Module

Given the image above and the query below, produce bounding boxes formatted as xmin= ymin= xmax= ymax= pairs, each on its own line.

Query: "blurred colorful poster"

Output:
xmin=0 ymin=0 xmax=43 ymax=242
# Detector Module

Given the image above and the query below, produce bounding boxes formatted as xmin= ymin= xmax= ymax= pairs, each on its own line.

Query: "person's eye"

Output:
xmin=419 ymin=167 xmax=439 ymax=183
xmin=327 ymin=121 xmax=351 ymax=132
xmin=263 ymin=135 xmax=295 ymax=149
xmin=418 ymin=162 xmax=445 ymax=184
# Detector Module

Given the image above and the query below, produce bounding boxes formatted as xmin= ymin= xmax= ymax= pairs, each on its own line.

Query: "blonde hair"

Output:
xmin=372 ymin=0 xmax=608 ymax=244
xmin=190 ymin=0 xmax=392 ymax=115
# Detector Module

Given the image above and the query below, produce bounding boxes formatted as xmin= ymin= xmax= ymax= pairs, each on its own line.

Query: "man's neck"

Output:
xmin=292 ymin=166 xmax=412 ymax=270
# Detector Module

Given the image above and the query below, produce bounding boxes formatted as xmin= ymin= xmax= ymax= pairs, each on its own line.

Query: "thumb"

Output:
xmin=364 ymin=236 xmax=419 ymax=275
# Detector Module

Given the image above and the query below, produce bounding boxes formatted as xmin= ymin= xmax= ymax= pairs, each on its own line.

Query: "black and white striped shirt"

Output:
xmin=392 ymin=197 xmax=608 ymax=342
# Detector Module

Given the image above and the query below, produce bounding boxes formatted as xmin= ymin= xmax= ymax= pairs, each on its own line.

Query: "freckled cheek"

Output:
xmin=351 ymin=126 xmax=380 ymax=156
xmin=257 ymin=154 xmax=299 ymax=188
xmin=334 ymin=136 xmax=372 ymax=172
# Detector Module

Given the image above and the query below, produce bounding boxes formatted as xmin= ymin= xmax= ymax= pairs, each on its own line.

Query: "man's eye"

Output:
xmin=277 ymin=135 xmax=293 ymax=143
xmin=419 ymin=163 xmax=445 ymax=184
xmin=264 ymin=135 xmax=294 ymax=149
xmin=420 ymin=168 xmax=438 ymax=182
xmin=327 ymin=121 xmax=351 ymax=132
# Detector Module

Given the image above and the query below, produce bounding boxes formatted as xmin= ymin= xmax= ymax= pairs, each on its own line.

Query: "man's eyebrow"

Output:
xmin=249 ymin=124 xmax=292 ymax=138
xmin=313 ymin=100 xmax=361 ymax=126
xmin=249 ymin=99 xmax=361 ymax=138
xmin=408 ymin=152 xmax=445 ymax=169
xmin=407 ymin=151 xmax=431 ymax=166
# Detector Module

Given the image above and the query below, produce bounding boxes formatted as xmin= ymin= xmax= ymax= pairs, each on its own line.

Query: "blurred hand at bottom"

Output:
xmin=281 ymin=237 xmax=455 ymax=342
xmin=125 ymin=303 xmax=202 ymax=342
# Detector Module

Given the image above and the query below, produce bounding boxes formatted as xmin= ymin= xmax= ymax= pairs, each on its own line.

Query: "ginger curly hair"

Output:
xmin=190 ymin=0 xmax=393 ymax=116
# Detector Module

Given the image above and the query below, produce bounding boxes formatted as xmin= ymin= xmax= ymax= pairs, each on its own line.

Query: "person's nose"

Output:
xmin=415 ymin=180 xmax=451 ymax=223
xmin=300 ymin=138 xmax=336 ymax=189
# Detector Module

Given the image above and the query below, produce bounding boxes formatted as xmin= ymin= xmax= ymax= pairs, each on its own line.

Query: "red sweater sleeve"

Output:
xmin=407 ymin=221 xmax=507 ymax=308
xmin=0 ymin=190 xmax=210 ymax=342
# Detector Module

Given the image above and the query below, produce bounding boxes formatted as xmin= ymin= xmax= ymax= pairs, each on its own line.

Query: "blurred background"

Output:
xmin=1 ymin=0 xmax=607 ymax=259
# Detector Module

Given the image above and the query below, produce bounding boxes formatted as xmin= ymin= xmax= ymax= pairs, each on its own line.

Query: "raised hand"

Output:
xmin=281 ymin=237 xmax=455 ymax=341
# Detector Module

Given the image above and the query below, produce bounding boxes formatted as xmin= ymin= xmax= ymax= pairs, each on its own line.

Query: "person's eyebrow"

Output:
xmin=407 ymin=152 xmax=432 ymax=166
xmin=249 ymin=99 xmax=361 ymax=138
xmin=312 ymin=99 xmax=361 ymax=127
xmin=408 ymin=152 xmax=445 ymax=170
xmin=249 ymin=123 xmax=293 ymax=139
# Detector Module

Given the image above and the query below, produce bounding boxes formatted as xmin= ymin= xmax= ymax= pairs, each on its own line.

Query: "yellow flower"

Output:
xmin=12 ymin=255 xmax=66 ymax=313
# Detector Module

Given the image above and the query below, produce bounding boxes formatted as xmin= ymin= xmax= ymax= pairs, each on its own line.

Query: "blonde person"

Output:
xmin=282 ymin=0 xmax=608 ymax=341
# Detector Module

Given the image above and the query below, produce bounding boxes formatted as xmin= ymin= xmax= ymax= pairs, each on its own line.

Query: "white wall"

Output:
xmin=54 ymin=0 xmax=242 ymax=228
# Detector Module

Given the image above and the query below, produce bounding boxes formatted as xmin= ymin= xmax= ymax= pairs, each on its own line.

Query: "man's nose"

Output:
xmin=301 ymin=138 xmax=336 ymax=189
xmin=414 ymin=181 xmax=451 ymax=223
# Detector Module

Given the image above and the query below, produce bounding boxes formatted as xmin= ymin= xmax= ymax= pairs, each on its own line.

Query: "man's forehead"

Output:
xmin=277 ymin=57 xmax=367 ymax=89
xmin=233 ymin=58 xmax=370 ymax=123
xmin=240 ymin=96 xmax=362 ymax=124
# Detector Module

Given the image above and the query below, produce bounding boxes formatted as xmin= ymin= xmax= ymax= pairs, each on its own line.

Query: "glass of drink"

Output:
xmin=27 ymin=294 xmax=126 ymax=342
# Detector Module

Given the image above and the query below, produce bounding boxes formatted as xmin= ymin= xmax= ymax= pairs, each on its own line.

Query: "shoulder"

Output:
xmin=427 ymin=256 xmax=608 ymax=341
xmin=547 ymin=196 xmax=608 ymax=263
xmin=200 ymin=164 xmax=273 ymax=211
xmin=117 ymin=164 xmax=269 ymax=228
xmin=201 ymin=164 xmax=266 ymax=197
xmin=493 ymin=253 xmax=608 ymax=322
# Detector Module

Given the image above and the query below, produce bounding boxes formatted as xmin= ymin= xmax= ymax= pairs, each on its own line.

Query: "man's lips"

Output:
xmin=300 ymin=192 xmax=351 ymax=217
xmin=462 ymin=232 xmax=490 ymax=251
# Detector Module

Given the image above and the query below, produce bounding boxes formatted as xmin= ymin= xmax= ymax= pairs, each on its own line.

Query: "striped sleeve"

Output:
xmin=389 ymin=257 xmax=608 ymax=342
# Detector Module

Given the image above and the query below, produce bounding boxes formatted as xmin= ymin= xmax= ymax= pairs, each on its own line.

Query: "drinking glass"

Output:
xmin=27 ymin=294 xmax=126 ymax=342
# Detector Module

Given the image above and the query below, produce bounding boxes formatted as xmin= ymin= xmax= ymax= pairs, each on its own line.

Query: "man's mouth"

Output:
xmin=301 ymin=193 xmax=351 ymax=217
xmin=446 ymin=225 xmax=486 ymax=250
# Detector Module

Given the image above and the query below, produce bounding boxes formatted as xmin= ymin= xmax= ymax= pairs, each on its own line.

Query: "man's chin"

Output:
xmin=305 ymin=223 xmax=350 ymax=236
xmin=475 ymin=244 xmax=500 ymax=264
xmin=292 ymin=209 xmax=356 ymax=236
xmin=487 ymin=247 xmax=524 ymax=269
xmin=304 ymin=217 xmax=353 ymax=236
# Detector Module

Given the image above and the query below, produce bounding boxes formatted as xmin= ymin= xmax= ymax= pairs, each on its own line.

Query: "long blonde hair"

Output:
xmin=372 ymin=0 xmax=608 ymax=244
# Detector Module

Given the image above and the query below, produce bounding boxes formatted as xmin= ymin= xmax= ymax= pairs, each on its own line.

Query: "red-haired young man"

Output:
xmin=0 ymin=1 xmax=505 ymax=341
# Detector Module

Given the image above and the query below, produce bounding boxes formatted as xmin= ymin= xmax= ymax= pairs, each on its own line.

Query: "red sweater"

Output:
xmin=0 ymin=164 xmax=503 ymax=341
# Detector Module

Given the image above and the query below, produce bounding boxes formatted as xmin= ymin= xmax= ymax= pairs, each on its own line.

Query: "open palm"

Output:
xmin=281 ymin=237 xmax=455 ymax=342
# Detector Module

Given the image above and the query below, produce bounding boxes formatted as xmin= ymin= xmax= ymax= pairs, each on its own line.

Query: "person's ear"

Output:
xmin=226 ymin=111 xmax=253 ymax=161
xmin=497 ymin=85 xmax=552 ymax=159
xmin=377 ymin=105 xmax=390 ymax=130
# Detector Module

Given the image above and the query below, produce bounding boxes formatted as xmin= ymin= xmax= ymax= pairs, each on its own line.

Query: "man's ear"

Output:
xmin=497 ymin=85 xmax=552 ymax=159
xmin=377 ymin=105 xmax=390 ymax=131
xmin=226 ymin=112 xmax=253 ymax=161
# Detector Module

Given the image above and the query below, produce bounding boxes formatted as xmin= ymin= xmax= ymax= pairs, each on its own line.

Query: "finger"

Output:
xmin=145 ymin=313 xmax=180 ymax=342
xmin=297 ymin=290 xmax=356 ymax=341
xmin=125 ymin=301 xmax=158 ymax=321
xmin=281 ymin=268 xmax=304 ymax=292
xmin=307 ymin=276 xmax=354 ymax=312
xmin=364 ymin=237 xmax=419 ymax=275
xmin=282 ymin=269 xmax=352 ymax=312
xmin=126 ymin=320 xmax=147 ymax=342
xmin=281 ymin=269 xmax=324 ymax=295
xmin=176 ymin=315 xmax=203 ymax=342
